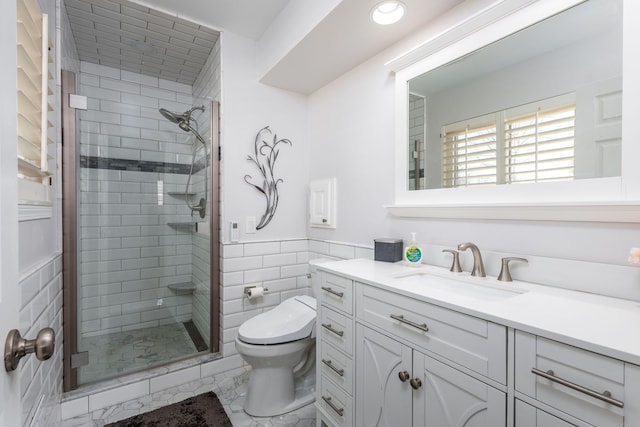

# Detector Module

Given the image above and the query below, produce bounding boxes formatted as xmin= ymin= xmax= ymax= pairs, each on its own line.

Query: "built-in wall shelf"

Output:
xmin=167 ymin=191 xmax=196 ymax=197
xmin=168 ymin=282 xmax=197 ymax=293
xmin=167 ymin=222 xmax=197 ymax=229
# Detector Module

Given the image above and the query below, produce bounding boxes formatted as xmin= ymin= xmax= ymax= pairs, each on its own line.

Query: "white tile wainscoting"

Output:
xmin=19 ymin=254 xmax=64 ymax=427
xmin=77 ymin=60 xmax=204 ymax=339
xmin=59 ymin=234 xmax=640 ymax=425
xmin=59 ymin=238 xmax=374 ymax=425
xmin=61 ymin=363 xmax=316 ymax=426
xmin=60 ymin=354 xmax=243 ymax=425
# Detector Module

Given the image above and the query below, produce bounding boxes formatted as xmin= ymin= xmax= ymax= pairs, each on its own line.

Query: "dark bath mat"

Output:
xmin=105 ymin=391 xmax=232 ymax=427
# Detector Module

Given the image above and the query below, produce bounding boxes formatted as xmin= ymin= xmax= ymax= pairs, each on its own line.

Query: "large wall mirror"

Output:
xmin=389 ymin=0 xmax=640 ymax=222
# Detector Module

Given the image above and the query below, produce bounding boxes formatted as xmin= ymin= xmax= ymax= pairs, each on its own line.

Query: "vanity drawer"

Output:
xmin=320 ymin=307 xmax=354 ymax=357
xmin=515 ymin=331 xmax=626 ymax=427
xmin=356 ymin=283 xmax=506 ymax=383
xmin=320 ymin=340 xmax=353 ymax=395
xmin=320 ymin=272 xmax=353 ymax=315
xmin=515 ymin=399 xmax=583 ymax=427
xmin=320 ymin=373 xmax=353 ymax=427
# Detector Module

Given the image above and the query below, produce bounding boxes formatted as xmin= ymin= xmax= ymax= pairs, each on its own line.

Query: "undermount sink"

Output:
xmin=394 ymin=271 xmax=528 ymax=301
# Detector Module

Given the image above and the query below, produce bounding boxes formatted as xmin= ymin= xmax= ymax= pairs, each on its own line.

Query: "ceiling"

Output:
xmin=65 ymin=0 xmax=465 ymax=91
xmin=130 ymin=0 xmax=290 ymax=41
xmin=260 ymin=0 xmax=465 ymax=94
xmin=64 ymin=0 xmax=221 ymax=85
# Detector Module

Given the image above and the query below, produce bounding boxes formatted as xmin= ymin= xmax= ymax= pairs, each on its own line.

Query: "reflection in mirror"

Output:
xmin=407 ymin=0 xmax=622 ymax=191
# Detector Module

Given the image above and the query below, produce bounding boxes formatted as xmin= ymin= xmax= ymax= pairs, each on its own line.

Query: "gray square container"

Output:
xmin=374 ymin=238 xmax=403 ymax=263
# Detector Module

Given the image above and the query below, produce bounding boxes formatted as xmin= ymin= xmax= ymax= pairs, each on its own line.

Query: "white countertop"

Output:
xmin=317 ymin=258 xmax=640 ymax=365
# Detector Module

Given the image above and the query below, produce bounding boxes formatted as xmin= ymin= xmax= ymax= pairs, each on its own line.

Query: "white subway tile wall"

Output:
xmin=19 ymin=255 xmax=64 ymax=427
xmin=189 ymin=37 xmax=221 ymax=348
xmin=59 ymin=238 xmax=374 ymax=424
xmin=60 ymin=0 xmax=80 ymax=73
xmin=220 ymin=239 xmax=313 ymax=357
xmin=77 ymin=60 xmax=217 ymax=339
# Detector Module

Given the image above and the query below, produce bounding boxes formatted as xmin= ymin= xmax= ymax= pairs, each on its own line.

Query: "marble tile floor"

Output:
xmin=78 ymin=322 xmax=200 ymax=384
xmin=62 ymin=367 xmax=317 ymax=427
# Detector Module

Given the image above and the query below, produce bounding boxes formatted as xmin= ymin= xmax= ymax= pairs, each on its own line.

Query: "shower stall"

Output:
xmin=60 ymin=1 xmax=221 ymax=389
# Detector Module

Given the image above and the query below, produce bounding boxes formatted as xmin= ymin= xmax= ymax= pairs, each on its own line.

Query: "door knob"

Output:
xmin=398 ymin=370 xmax=410 ymax=382
xmin=410 ymin=378 xmax=422 ymax=390
xmin=4 ymin=328 xmax=55 ymax=372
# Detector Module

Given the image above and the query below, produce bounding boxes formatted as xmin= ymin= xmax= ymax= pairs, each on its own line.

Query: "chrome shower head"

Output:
xmin=159 ymin=105 xmax=207 ymax=146
xmin=158 ymin=105 xmax=205 ymax=128
xmin=159 ymin=108 xmax=184 ymax=124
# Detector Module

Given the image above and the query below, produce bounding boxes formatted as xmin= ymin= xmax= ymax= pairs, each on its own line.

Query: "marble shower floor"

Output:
xmin=62 ymin=367 xmax=317 ymax=427
xmin=78 ymin=323 xmax=200 ymax=384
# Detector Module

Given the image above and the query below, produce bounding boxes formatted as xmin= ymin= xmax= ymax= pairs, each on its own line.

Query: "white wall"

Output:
xmin=308 ymin=54 xmax=397 ymax=246
xmin=217 ymin=32 xmax=312 ymax=358
xmin=308 ymin=6 xmax=640 ymax=276
xmin=221 ymin=31 xmax=309 ymax=243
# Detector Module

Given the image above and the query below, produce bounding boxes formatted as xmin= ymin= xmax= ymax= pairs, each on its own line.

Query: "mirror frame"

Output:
xmin=386 ymin=0 xmax=640 ymax=222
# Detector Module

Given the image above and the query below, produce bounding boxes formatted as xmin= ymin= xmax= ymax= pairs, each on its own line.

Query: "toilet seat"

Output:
xmin=238 ymin=296 xmax=316 ymax=345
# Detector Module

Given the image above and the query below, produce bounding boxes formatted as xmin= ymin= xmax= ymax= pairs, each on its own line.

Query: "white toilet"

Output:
xmin=235 ymin=295 xmax=317 ymax=417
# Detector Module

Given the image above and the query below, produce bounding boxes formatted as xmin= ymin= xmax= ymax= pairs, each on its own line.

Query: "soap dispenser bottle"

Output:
xmin=404 ymin=232 xmax=423 ymax=266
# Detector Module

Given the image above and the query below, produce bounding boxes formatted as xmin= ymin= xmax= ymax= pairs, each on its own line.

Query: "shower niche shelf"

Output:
xmin=167 ymin=222 xmax=197 ymax=229
xmin=168 ymin=282 xmax=197 ymax=293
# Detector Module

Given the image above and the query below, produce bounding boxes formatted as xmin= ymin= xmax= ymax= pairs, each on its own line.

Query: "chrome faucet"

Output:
xmin=457 ymin=242 xmax=486 ymax=277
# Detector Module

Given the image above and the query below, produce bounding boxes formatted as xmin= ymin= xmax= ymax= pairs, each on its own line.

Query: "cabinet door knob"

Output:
xmin=398 ymin=370 xmax=410 ymax=382
xmin=410 ymin=378 xmax=422 ymax=390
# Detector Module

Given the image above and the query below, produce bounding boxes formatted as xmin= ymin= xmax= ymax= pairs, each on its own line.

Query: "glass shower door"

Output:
xmin=74 ymin=74 xmax=213 ymax=384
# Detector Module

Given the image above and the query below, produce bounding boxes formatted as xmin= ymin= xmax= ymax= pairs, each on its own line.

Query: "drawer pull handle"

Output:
xmin=322 ymin=358 xmax=345 ymax=377
xmin=398 ymin=370 xmax=410 ymax=382
xmin=410 ymin=378 xmax=422 ymax=390
xmin=321 ymin=323 xmax=345 ymax=337
xmin=390 ymin=314 xmax=429 ymax=332
xmin=531 ymin=368 xmax=624 ymax=408
xmin=321 ymin=286 xmax=344 ymax=298
xmin=322 ymin=396 xmax=344 ymax=416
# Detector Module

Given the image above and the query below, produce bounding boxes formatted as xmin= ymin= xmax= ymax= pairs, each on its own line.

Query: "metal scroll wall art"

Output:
xmin=244 ymin=126 xmax=292 ymax=230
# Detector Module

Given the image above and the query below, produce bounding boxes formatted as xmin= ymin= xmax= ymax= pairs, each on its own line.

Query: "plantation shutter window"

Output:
xmin=441 ymin=115 xmax=497 ymax=188
xmin=441 ymin=93 xmax=576 ymax=188
xmin=503 ymin=97 xmax=576 ymax=184
xmin=16 ymin=0 xmax=53 ymax=206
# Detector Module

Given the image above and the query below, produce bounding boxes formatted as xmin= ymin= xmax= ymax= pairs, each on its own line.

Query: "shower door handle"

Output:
xmin=4 ymin=328 xmax=55 ymax=372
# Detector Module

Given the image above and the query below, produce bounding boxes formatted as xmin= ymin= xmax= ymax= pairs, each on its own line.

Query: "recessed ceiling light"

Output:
xmin=371 ymin=1 xmax=406 ymax=25
xmin=131 ymin=41 xmax=154 ymax=54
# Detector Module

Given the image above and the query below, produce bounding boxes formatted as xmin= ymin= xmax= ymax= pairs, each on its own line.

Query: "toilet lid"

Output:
xmin=238 ymin=295 xmax=317 ymax=345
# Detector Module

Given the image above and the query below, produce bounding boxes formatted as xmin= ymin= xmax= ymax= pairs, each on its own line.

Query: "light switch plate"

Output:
xmin=246 ymin=216 xmax=256 ymax=234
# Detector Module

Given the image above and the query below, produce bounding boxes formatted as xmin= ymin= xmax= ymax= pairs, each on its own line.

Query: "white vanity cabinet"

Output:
xmin=354 ymin=282 xmax=507 ymax=427
xmin=317 ymin=272 xmax=356 ymax=427
xmin=356 ymin=283 xmax=507 ymax=384
xmin=315 ymin=261 xmax=640 ymax=427
xmin=356 ymin=324 xmax=506 ymax=427
xmin=514 ymin=331 xmax=640 ymax=427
